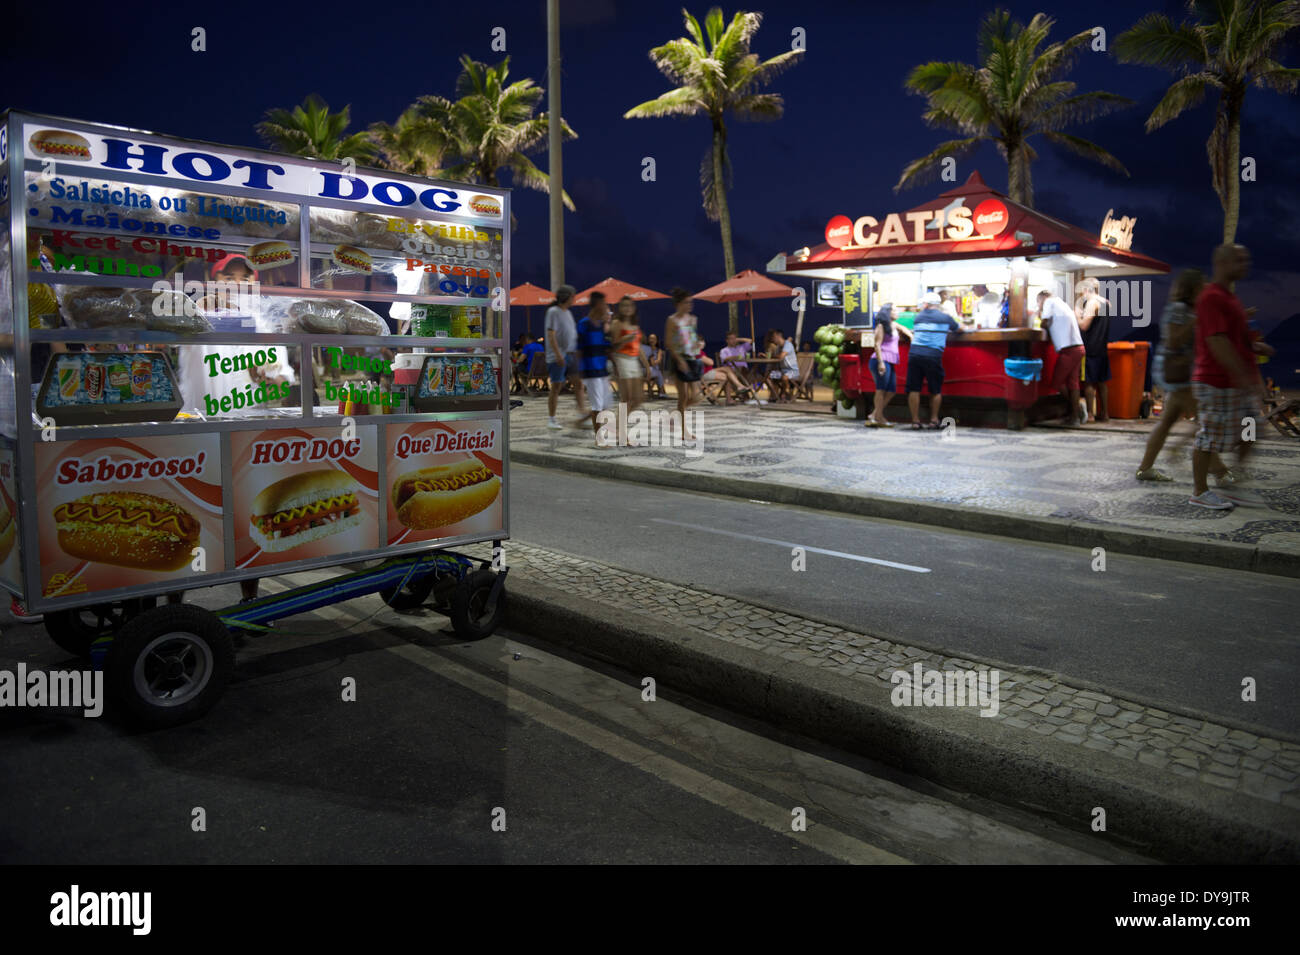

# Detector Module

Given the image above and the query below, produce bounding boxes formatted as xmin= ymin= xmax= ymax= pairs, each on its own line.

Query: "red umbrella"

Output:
xmin=510 ymin=282 xmax=555 ymax=336
xmin=572 ymin=277 xmax=669 ymax=307
xmin=694 ymin=269 xmax=798 ymax=347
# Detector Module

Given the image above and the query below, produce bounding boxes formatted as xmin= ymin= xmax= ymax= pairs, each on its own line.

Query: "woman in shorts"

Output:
xmin=866 ymin=303 xmax=910 ymax=427
xmin=664 ymin=288 xmax=703 ymax=432
xmin=608 ymin=296 xmax=650 ymax=413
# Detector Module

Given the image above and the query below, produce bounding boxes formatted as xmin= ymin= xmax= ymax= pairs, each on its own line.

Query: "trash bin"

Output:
xmin=1106 ymin=341 xmax=1150 ymax=419
xmin=1003 ymin=358 xmax=1042 ymax=409
xmin=838 ymin=353 xmax=863 ymax=399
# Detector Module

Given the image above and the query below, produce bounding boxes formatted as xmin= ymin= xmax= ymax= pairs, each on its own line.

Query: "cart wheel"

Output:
xmin=378 ymin=574 xmax=436 ymax=612
xmin=449 ymin=569 xmax=506 ymax=641
xmin=44 ymin=597 xmax=157 ymax=658
xmin=107 ymin=605 xmax=234 ymax=728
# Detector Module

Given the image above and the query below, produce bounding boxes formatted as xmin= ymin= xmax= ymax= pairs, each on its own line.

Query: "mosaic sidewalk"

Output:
xmin=508 ymin=395 xmax=1300 ymax=563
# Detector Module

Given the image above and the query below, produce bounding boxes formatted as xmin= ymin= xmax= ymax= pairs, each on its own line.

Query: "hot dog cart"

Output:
xmin=1 ymin=111 xmax=512 ymax=725
xmin=771 ymin=171 xmax=1169 ymax=428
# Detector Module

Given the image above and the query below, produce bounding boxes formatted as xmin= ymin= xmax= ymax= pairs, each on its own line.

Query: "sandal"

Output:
xmin=909 ymin=422 xmax=923 ymax=430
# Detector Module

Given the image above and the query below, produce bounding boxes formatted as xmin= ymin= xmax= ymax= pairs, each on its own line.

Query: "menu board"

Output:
xmin=34 ymin=434 xmax=223 ymax=599
xmin=230 ymin=426 xmax=379 ymax=569
xmin=308 ymin=208 xmax=504 ymax=300
xmin=843 ymin=271 xmax=871 ymax=325
xmin=386 ymin=420 xmax=503 ymax=546
xmin=25 ymin=173 xmax=300 ymax=292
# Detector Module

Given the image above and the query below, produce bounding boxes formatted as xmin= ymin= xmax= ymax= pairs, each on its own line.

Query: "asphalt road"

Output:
xmin=508 ymin=464 xmax=1299 ymax=738
xmin=0 ymin=579 xmax=1147 ymax=864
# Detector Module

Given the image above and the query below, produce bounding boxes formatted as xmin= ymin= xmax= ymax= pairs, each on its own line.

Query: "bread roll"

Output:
xmin=54 ymin=491 xmax=199 ymax=571
xmin=391 ymin=459 xmax=500 ymax=529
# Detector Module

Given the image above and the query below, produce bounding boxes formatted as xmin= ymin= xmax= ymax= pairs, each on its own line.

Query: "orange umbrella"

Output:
xmin=694 ymin=269 xmax=798 ymax=346
xmin=572 ymin=277 xmax=669 ymax=307
xmin=510 ymin=282 xmax=555 ymax=336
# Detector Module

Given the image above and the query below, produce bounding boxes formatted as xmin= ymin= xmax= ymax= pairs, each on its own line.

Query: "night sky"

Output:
xmin=3 ymin=0 xmax=1298 ymax=356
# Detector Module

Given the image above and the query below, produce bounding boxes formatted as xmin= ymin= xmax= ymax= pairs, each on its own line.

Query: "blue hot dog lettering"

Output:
xmin=28 ymin=132 xmax=496 ymax=217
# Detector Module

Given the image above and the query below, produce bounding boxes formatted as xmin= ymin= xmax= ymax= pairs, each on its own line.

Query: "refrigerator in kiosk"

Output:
xmin=1 ymin=111 xmax=512 ymax=725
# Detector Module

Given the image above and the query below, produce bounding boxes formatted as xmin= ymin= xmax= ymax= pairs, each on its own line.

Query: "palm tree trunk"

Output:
xmin=712 ymin=120 xmax=739 ymax=334
xmin=1223 ymin=107 xmax=1241 ymax=244
xmin=1006 ymin=141 xmax=1033 ymax=208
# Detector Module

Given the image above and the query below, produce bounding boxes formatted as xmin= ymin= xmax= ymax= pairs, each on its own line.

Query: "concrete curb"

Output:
xmin=511 ymin=448 xmax=1300 ymax=578
xmin=508 ymin=576 xmax=1300 ymax=864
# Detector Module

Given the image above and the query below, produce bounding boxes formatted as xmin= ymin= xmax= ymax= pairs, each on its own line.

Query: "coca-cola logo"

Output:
xmin=824 ymin=215 xmax=853 ymax=249
xmin=972 ymin=199 xmax=1009 ymax=236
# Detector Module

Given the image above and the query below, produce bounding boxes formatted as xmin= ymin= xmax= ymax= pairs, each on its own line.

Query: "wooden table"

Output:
xmin=725 ymin=356 xmax=788 ymax=405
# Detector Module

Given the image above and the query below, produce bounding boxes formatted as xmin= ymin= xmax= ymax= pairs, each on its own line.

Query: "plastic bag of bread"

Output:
xmin=165 ymin=191 xmax=295 ymax=240
xmin=58 ymin=285 xmax=212 ymax=333
xmin=58 ymin=286 xmax=149 ymax=328
xmin=256 ymin=296 xmax=387 ymax=336
xmin=311 ymin=209 xmax=404 ymax=251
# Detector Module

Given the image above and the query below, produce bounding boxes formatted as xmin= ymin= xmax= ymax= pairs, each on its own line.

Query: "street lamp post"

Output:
xmin=548 ymin=0 xmax=564 ymax=290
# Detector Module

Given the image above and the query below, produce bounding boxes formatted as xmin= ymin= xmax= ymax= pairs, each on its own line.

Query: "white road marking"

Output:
xmin=649 ymin=519 xmax=932 ymax=573
xmin=383 ymin=641 xmax=910 ymax=864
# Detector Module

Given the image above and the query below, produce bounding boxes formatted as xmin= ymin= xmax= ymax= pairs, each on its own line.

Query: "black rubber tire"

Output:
xmin=449 ymin=569 xmax=506 ymax=641
xmin=378 ymin=574 xmax=436 ymax=612
xmin=106 ymin=605 xmax=234 ymax=728
xmin=44 ymin=597 xmax=157 ymax=658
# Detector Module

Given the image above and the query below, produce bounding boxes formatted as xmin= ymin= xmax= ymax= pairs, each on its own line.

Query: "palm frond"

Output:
xmin=1029 ymin=90 xmax=1134 ymax=132
xmin=624 ymin=87 xmax=706 ymax=119
xmin=894 ymin=137 xmax=984 ymax=193
xmin=732 ymin=93 xmax=783 ymax=121
xmin=1038 ymin=131 xmax=1129 ymax=174
xmin=1113 ymin=14 xmax=1205 ymax=72
xmin=1145 ymin=72 xmax=1221 ymax=129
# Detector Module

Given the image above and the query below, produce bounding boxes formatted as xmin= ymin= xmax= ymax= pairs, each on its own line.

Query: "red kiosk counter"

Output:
xmin=769 ymin=172 xmax=1169 ymax=428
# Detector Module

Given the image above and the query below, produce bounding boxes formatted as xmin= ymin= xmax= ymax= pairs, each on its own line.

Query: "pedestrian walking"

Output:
xmin=609 ymin=295 xmax=650 ymax=415
xmin=1189 ymin=244 xmax=1264 ymax=510
xmin=1037 ymin=288 xmax=1086 ymax=426
xmin=865 ymin=303 xmax=910 ymax=428
xmin=1077 ymin=277 xmax=1112 ymax=423
xmin=665 ymin=288 xmax=703 ymax=437
xmin=545 ymin=284 xmax=587 ymax=429
xmin=1137 ymin=269 xmax=1204 ymax=480
xmin=905 ymin=292 xmax=961 ymax=429
xmin=577 ymin=292 xmax=615 ymax=445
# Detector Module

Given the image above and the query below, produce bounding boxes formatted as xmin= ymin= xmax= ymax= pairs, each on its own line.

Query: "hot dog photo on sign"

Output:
xmin=387 ymin=421 xmax=503 ymax=545
xmin=230 ymin=427 xmax=379 ymax=569
xmin=34 ymin=436 xmax=224 ymax=599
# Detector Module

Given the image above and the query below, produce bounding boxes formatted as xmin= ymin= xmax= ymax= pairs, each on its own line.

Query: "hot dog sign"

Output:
xmin=25 ymin=125 xmax=504 ymax=221
xmin=34 ymin=435 xmax=224 ymax=598
xmin=230 ymin=427 xmax=380 ymax=569
xmin=387 ymin=422 xmax=503 ymax=545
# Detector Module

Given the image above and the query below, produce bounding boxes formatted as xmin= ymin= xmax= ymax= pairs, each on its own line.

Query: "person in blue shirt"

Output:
xmin=906 ymin=292 xmax=963 ymax=429
xmin=519 ymin=336 xmax=546 ymax=394
xmin=576 ymin=292 xmax=614 ymax=444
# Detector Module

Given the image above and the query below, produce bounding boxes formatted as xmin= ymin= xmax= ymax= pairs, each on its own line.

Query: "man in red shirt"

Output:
xmin=1190 ymin=244 xmax=1262 ymax=509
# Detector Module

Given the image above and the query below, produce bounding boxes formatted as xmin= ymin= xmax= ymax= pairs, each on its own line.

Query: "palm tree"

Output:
xmin=256 ymin=94 xmax=378 ymax=163
xmin=368 ymin=98 xmax=453 ymax=178
xmin=625 ymin=7 xmax=802 ymax=332
xmin=895 ymin=9 xmax=1132 ymax=208
xmin=1114 ymin=0 xmax=1300 ymax=243
xmin=392 ymin=55 xmax=575 ymax=216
